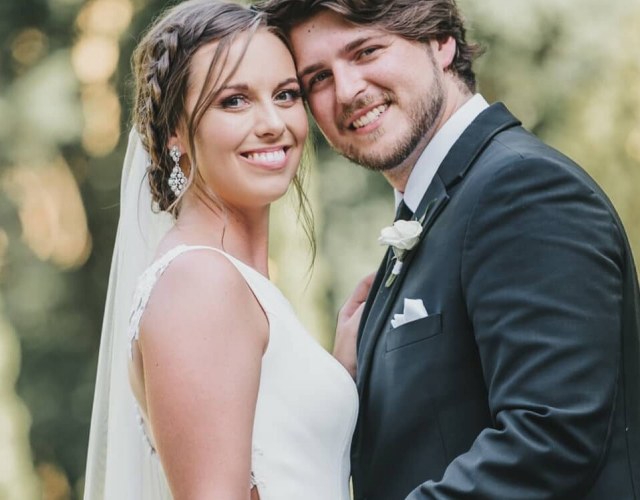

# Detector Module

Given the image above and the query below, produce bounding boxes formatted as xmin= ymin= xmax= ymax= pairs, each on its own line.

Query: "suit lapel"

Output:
xmin=357 ymin=175 xmax=448 ymax=391
xmin=356 ymin=246 xmax=391 ymax=351
xmin=355 ymin=102 xmax=522 ymax=399
xmin=357 ymin=201 xmax=415 ymax=350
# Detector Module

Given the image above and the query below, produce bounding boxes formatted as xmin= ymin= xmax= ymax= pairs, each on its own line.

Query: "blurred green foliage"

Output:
xmin=0 ymin=0 xmax=638 ymax=498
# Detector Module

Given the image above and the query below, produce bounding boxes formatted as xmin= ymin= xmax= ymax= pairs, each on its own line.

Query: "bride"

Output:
xmin=83 ymin=1 xmax=372 ymax=499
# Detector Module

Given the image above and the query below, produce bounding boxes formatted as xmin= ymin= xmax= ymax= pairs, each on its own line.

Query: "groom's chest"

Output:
xmin=364 ymin=195 xmax=479 ymax=393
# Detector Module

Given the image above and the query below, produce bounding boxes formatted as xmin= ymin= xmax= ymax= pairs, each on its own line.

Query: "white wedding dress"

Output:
xmin=83 ymin=130 xmax=358 ymax=500
xmin=129 ymin=244 xmax=359 ymax=500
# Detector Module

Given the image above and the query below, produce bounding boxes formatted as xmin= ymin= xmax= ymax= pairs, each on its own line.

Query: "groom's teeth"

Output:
xmin=246 ymin=149 xmax=286 ymax=163
xmin=352 ymin=104 xmax=389 ymax=130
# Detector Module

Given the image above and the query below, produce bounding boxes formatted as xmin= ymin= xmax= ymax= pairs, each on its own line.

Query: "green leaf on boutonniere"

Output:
xmin=383 ymin=198 xmax=438 ymax=288
xmin=417 ymin=198 xmax=438 ymax=225
xmin=385 ymin=272 xmax=397 ymax=287
xmin=379 ymin=221 xmax=423 ymax=260
xmin=384 ymin=257 xmax=404 ymax=287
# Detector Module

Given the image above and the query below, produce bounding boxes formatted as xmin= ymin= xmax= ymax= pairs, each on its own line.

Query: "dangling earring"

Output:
xmin=168 ymin=146 xmax=187 ymax=197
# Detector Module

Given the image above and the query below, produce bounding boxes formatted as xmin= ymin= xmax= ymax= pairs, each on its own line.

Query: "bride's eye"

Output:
xmin=275 ymin=88 xmax=302 ymax=104
xmin=221 ymin=95 xmax=249 ymax=109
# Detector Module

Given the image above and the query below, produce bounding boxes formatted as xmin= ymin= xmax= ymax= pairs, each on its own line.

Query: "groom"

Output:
xmin=263 ymin=0 xmax=640 ymax=499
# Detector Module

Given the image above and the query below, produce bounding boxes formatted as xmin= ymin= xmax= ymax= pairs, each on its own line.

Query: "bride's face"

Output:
xmin=184 ymin=29 xmax=308 ymax=210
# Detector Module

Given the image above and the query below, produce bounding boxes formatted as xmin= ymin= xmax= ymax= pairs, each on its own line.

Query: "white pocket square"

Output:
xmin=391 ymin=298 xmax=428 ymax=329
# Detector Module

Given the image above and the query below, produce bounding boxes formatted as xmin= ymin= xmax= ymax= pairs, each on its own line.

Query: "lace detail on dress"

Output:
xmin=134 ymin=403 xmax=156 ymax=455
xmin=250 ymin=445 xmax=264 ymax=489
xmin=127 ymin=244 xmax=263 ymax=487
xmin=128 ymin=245 xmax=189 ymax=359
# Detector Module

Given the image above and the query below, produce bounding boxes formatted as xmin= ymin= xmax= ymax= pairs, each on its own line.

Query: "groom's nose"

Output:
xmin=334 ymin=65 xmax=366 ymax=106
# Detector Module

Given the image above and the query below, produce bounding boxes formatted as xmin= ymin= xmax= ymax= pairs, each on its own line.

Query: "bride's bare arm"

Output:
xmin=139 ymin=251 xmax=268 ymax=500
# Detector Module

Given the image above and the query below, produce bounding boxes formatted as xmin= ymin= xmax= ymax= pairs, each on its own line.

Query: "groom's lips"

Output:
xmin=346 ymin=101 xmax=391 ymax=133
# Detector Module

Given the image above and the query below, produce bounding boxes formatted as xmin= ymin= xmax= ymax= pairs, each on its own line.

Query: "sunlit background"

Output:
xmin=0 ymin=0 xmax=638 ymax=497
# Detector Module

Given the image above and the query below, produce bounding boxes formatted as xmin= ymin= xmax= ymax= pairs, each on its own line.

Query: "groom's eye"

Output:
xmin=358 ymin=46 xmax=380 ymax=60
xmin=309 ymin=71 xmax=332 ymax=90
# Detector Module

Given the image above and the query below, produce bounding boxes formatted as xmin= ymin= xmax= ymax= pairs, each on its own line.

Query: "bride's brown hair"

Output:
xmin=131 ymin=0 xmax=315 ymax=260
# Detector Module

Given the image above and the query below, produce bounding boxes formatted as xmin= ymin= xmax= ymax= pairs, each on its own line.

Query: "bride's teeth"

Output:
xmin=246 ymin=149 xmax=286 ymax=163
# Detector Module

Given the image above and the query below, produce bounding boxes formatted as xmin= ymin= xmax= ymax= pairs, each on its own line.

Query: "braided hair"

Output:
xmin=130 ymin=0 xmax=316 ymax=265
xmin=131 ymin=0 xmax=265 ymax=214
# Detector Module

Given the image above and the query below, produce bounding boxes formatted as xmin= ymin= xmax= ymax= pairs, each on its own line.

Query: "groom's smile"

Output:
xmin=291 ymin=10 xmax=448 ymax=173
xmin=345 ymin=101 xmax=390 ymax=133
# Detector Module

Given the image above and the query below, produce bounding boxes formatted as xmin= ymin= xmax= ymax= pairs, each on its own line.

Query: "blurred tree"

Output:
xmin=0 ymin=0 xmax=637 ymax=499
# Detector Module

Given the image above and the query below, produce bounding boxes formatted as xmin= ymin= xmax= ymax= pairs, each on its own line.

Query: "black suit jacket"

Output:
xmin=351 ymin=103 xmax=640 ymax=500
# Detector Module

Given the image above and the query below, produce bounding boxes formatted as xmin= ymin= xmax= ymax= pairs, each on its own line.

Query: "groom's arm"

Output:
xmin=407 ymin=157 xmax=624 ymax=500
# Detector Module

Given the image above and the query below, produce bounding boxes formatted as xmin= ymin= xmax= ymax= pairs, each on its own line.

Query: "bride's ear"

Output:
xmin=167 ymin=132 xmax=189 ymax=164
xmin=167 ymin=138 xmax=184 ymax=158
xmin=166 ymin=134 xmax=193 ymax=180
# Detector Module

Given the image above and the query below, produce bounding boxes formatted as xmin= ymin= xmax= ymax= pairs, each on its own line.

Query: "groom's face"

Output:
xmin=290 ymin=10 xmax=445 ymax=172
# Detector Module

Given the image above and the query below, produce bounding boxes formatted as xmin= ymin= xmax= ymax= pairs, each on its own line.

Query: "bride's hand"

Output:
xmin=335 ymin=273 xmax=376 ymax=380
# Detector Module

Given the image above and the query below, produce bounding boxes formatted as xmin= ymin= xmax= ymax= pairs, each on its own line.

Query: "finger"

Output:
xmin=352 ymin=301 xmax=366 ymax=322
xmin=350 ymin=272 xmax=377 ymax=303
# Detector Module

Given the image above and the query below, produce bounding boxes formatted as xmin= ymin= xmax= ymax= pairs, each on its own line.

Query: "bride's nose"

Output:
xmin=254 ymin=103 xmax=286 ymax=139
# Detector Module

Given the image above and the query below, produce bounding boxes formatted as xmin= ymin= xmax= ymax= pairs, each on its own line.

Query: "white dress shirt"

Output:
xmin=395 ymin=94 xmax=489 ymax=212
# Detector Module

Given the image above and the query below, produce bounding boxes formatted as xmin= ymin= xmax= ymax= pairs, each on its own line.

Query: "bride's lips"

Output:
xmin=240 ymin=146 xmax=291 ymax=170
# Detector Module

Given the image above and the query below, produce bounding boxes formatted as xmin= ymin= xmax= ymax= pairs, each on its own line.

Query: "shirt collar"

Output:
xmin=395 ymin=94 xmax=489 ymax=212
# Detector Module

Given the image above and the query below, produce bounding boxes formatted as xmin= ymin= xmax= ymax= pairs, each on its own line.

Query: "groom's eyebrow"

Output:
xmin=298 ymin=37 xmax=376 ymax=80
xmin=343 ymin=36 xmax=375 ymax=55
xmin=299 ymin=63 xmax=325 ymax=81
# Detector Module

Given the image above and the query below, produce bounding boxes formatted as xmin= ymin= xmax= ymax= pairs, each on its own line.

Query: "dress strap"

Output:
xmin=127 ymin=244 xmax=274 ymax=357
xmin=126 ymin=244 xmax=271 ymax=490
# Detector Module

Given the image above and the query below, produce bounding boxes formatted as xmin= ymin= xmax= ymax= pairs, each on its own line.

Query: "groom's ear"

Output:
xmin=431 ymin=36 xmax=457 ymax=72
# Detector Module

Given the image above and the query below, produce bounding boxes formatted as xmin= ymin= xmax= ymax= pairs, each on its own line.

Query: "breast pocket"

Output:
xmin=385 ymin=313 xmax=443 ymax=352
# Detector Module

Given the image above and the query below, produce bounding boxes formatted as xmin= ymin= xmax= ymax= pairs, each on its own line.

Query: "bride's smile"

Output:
xmin=176 ymin=30 xmax=308 ymax=212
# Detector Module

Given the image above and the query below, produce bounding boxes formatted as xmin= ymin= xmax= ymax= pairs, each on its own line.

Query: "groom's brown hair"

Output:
xmin=259 ymin=0 xmax=482 ymax=93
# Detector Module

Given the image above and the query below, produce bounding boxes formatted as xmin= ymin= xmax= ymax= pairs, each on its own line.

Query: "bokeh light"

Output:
xmin=2 ymin=160 xmax=92 ymax=270
xmin=11 ymin=28 xmax=49 ymax=67
xmin=0 ymin=1 xmax=638 ymax=499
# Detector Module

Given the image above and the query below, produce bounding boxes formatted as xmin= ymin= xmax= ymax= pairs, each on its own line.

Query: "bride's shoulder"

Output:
xmin=139 ymin=245 xmax=267 ymax=346
xmin=152 ymin=245 xmax=247 ymax=302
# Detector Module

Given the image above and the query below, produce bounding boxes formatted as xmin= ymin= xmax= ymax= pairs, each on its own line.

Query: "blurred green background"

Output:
xmin=0 ymin=0 xmax=638 ymax=498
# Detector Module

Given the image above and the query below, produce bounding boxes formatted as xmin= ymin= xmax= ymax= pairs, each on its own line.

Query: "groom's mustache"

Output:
xmin=337 ymin=91 xmax=397 ymax=132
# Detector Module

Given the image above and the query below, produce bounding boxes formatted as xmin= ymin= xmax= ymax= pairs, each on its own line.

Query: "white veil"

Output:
xmin=83 ymin=129 xmax=174 ymax=499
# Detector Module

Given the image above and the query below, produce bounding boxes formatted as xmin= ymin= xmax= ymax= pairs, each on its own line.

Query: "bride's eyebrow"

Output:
xmin=276 ymin=77 xmax=301 ymax=88
xmin=218 ymin=83 xmax=249 ymax=92
xmin=219 ymin=78 xmax=300 ymax=93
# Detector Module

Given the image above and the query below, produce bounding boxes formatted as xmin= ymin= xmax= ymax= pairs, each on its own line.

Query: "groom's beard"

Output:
xmin=338 ymin=73 xmax=445 ymax=173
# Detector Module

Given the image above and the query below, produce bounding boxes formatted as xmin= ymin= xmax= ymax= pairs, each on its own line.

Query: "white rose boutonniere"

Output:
xmin=378 ymin=220 xmax=423 ymax=287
